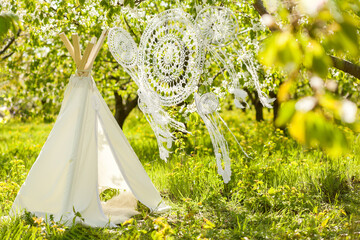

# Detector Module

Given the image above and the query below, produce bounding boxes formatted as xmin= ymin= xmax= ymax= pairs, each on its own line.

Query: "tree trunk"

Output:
xmin=244 ymin=88 xmax=264 ymax=121
xmin=114 ymin=91 xmax=139 ymax=129
xmin=255 ymin=99 xmax=264 ymax=121
xmin=269 ymin=91 xmax=279 ymax=121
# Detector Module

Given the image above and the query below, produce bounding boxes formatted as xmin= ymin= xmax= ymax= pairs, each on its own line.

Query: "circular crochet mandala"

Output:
xmin=138 ymin=9 xmax=203 ymax=106
xmin=198 ymin=92 xmax=219 ymax=115
xmin=195 ymin=7 xmax=238 ymax=47
xmin=108 ymin=27 xmax=138 ymax=68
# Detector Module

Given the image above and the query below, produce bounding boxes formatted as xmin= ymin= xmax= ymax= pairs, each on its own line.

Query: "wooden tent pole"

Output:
xmin=71 ymin=34 xmax=81 ymax=68
xmin=60 ymin=29 xmax=109 ymax=76
xmin=85 ymin=29 xmax=109 ymax=70
xmin=59 ymin=33 xmax=76 ymax=62
xmin=79 ymin=37 xmax=97 ymax=70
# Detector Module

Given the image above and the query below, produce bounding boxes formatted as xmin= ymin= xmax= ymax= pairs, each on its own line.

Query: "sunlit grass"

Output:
xmin=1 ymin=109 xmax=360 ymax=239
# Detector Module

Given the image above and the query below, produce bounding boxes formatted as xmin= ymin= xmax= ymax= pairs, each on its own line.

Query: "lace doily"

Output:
xmin=108 ymin=27 xmax=138 ymax=68
xmin=107 ymin=7 xmax=257 ymax=182
xmin=138 ymin=9 xmax=203 ymax=106
xmin=197 ymin=92 xmax=219 ymax=115
xmin=195 ymin=7 xmax=238 ymax=47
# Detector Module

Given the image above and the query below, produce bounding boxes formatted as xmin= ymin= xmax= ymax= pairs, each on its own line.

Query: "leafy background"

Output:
xmin=1 ymin=0 xmax=360 ymax=239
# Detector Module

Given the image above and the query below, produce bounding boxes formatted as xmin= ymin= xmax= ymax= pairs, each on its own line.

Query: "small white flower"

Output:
xmin=185 ymin=101 xmax=197 ymax=114
xmin=325 ymin=80 xmax=337 ymax=92
xmin=299 ymin=0 xmax=328 ymax=16
xmin=341 ymin=100 xmax=357 ymax=123
xmin=213 ymin=87 xmax=221 ymax=95
xmin=261 ymin=14 xmax=276 ymax=28
xmin=295 ymin=96 xmax=317 ymax=112
xmin=263 ymin=0 xmax=279 ymax=13
xmin=310 ymin=76 xmax=324 ymax=91
xmin=0 ymin=216 xmax=10 ymax=223
xmin=218 ymin=91 xmax=226 ymax=99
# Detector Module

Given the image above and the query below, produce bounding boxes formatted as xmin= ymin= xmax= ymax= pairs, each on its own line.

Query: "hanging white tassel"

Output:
xmin=195 ymin=92 xmax=248 ymax=183
xmin=209 ymin=48 xmax=251 ymax=110
xmin=138 ymin=90 xmax=190 ymax=162
xmin=241 ymin=56 xmax=275 ymax=108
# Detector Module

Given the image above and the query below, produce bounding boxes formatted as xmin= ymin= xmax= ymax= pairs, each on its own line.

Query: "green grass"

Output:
xmin=1 ymin=108 xmax=360 ymax=239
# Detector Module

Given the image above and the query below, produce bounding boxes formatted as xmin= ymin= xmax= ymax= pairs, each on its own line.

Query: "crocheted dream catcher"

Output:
xmin=108 ymin=10 xmax=196 ymax=161
xmin=108 ymin=7 xmax=271 ymax=182
xmin=195 ymin=6 xmax=274 ymax=108
xmin=108 ymin=27 xmax=140 ymax=84
xmin=108 ymin=26 xmax=187 ymax=160
xmin=138 ymin=9 xmax=203 ymax=106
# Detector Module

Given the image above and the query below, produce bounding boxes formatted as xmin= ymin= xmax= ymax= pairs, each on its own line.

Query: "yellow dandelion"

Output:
xmin=32 ymin=217 xmax=44 ymax=225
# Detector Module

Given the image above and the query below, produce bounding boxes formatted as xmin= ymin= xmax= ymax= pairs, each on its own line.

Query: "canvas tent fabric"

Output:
xmin=10 ymin=74 xmax=169 ymax=227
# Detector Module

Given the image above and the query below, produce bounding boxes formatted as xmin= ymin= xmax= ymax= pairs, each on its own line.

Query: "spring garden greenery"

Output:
xmin=2 ymin=0 xmax=360 ymax=239
xmin=2 ymin=109 xmax=360 ymax=239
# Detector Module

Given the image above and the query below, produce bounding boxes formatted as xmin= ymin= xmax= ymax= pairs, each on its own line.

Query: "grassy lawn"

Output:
xmin=1 ymin=109 xmax=360 ymax=239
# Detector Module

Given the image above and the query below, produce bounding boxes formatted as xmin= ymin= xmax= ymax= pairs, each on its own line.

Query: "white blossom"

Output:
xmin=325 ymin=80 xmax=337 ymax=92
xmin=185 ymin=101 xmax=197 ymax=114
xmin=261 ymin=14 xmax=275 ymax=28
xmin=295 ymin=96 xmax=317 ymax=112
xmin=341 ymin=100 xmax=357 ymax=123
xmin=310 ymin=76 xmax=324 ymax=90
xmin=299 ymin=0 xmax=328 ymax=16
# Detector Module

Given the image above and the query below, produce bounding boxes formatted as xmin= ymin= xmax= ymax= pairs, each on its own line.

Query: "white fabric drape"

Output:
xmin=11 ymin=75 xmax=169 ymax=227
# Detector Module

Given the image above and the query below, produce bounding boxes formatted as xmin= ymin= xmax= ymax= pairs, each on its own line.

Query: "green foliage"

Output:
xmin=260 ymin=32 xmax=302 ymax=72
xmin=1 ymin=0 xmax=359 ymax=158
xmin=259 ymin=0 xmax=360 ymax=156
xmin=275 ymin=100 xmax=295 ymax=126
xmin=1 ymin=0 xmax=360 ymax=237
xmin=1 ymin=0 xmax=143 ymax=121
xmin=0 ymin=13 xmax=21 ymax=40
xmin=99 ymin=188 xmax=121 ymax=202
xmin=0 ymin=0 xmax=277 ymax=124
xmin=2 ymin=110 xmax=360 ymax=238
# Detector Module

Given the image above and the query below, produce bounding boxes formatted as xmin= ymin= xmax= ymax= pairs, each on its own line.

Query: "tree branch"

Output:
xmin=123 ymin=15 xmax=140 ymax=41
xmin=110 ymin=75 xmax=131 ymax=82
xmin=0 ymin=29 xmax=21 ymax=56
xmin=213 ymin=68 xmax=225 ymax=82
xmin=253 ymin=0 xmax=268 ymax=16
xmin=134 ymin=0 xmax=147 ymax=5
xmin=330 ymin=56 xmax=360 ymax=80
xmin=116 ymin=0 xmax=147 ymax=6
xmin=1 ymin=52 xmax=15 ymax=60
xmin=103 ymin=59 xmax=118 ymax=64
xmin=253 ymin=0 xmax=360 ymax=80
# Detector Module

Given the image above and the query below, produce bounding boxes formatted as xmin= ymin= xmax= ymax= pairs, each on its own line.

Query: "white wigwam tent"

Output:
xmin=10 ymin=30 xmax=169 ymax=227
